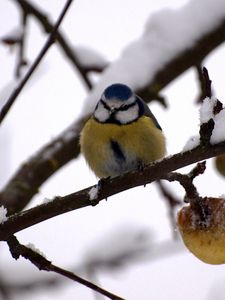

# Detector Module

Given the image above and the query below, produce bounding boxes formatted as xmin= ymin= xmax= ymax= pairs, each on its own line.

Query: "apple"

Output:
xmin=177 ymin=197 xmax=225 ymax=264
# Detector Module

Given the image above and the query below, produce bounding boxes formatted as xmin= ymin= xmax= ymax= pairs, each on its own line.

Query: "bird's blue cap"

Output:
xmin=103 ymin=83 xmax=133 ymax=101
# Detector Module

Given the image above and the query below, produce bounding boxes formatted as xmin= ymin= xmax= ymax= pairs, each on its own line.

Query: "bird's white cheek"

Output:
xmin=116 ymin=106 xmax=139 ymax=124
xmin=94 ymin=107 xmax=109 ymax=122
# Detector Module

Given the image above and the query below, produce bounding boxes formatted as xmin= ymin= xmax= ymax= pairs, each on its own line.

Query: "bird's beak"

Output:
xmin=110 ymin=107 xmax=117 ymax=115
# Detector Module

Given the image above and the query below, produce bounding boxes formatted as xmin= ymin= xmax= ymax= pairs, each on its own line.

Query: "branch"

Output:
xmin=12 ymin=0 xmax=93 ymax=89
xmin=15 ymin=9 xmax=28 ymax=78
xmin=162 ymin=162 xmax=210 ymax=225
xmin=137 ymin=17 xmax=225 ymax=100
xmin=195 ymin=64 xmax=207 ymax=103
xmin=6 ymin=236 xmax=124 ymax=300
xmin=1 ymin=141 xmax=225 ymax=240
xmin=0 ymin=121 xmax=83 ymax=214
xmin=2 ymin=276 xmax=59 ymax=294
xmin=156 ymin=180 xmax=181 ymax=238
xmin=202 ymin=67 xmax=212 ymax=98
xmin=0 ymin=0 xmax=74 ymax=126
xmin=198 ymin=67 xmax=223 ymax=147
xmin=1 ymin=14 xmax=225 ymax=214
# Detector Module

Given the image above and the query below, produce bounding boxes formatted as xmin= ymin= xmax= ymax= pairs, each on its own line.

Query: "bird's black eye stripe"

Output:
xmin=100 ymin=99 xmax=136 ymax=112
xmin=100 ymin=99 xmax=111 ymax=111
xmin=120 ymin=102 xmax=136 ymax=111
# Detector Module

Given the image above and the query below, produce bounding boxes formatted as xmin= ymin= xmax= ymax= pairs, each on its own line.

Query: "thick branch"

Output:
xmin=137 ymin=18 xmax=225 ymax=99
xmin=12 ymin=0 xmax=93 ymax=89
xmin=0 ymin=121 xmax=83 ymax=214
xmin=1 ymin=141 xmax=225 ymax=240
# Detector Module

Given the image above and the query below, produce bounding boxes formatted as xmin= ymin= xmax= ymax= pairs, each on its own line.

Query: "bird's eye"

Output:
xmin=120 ymin=102 xmax=135 ymax=111
xmin=121 ymin=104 xmax=129 ymax=110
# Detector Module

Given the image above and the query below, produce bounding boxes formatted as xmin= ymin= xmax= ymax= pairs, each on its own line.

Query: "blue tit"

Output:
xmin=80 ymin=83 xmax=166 ymax=178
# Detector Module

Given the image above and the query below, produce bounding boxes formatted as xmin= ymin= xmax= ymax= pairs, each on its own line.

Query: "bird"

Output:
xmin=80 ymin=83 xmax=166 ymax=178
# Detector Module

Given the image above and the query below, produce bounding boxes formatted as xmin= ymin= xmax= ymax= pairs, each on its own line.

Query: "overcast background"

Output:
xmin=1 ymin=0 xmax=225 ymax=299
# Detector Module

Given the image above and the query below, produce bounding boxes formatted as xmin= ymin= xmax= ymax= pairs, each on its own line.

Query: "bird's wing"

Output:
xmin=137 ymin=96 xmax=162 ymax=131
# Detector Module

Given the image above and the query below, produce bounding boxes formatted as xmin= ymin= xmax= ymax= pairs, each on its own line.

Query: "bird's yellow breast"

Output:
xmin=80 ymin=116 xmax=166 ymax=178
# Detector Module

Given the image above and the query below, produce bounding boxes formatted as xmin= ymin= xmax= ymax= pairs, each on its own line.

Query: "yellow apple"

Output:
xmin=177 ymin=197 xmax=225 ymax=264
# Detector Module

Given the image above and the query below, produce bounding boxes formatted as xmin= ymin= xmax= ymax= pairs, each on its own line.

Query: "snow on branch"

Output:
xmin=74 ymin=45 xmax=108 ymax=72
xmin=1 ymin=1 xmax=225 ymax=216
xmin=83 ymin=0 xmax=225 ymax=113
xmin=6 ymin=235 xmax=124 ymax=300
xmin=0 ymin=206 xmax=8 ymax=224
xmin=184 ymin=68 xmax=225 ymax=151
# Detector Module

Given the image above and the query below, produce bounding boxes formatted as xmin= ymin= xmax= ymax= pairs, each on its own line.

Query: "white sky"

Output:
xmin=1 ymin=1 xmax=225 ymax=300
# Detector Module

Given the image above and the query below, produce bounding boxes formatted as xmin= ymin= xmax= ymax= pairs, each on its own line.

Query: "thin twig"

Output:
xmin=188 ymin=161 xmax=206 ymax=180
xmin=1 ymin=141 xmax=225 ymax=240
xmin=0 ymin=0 xmax=74 ymax=125
xmin=13 ymin=0 xmax=93 ymax=89
xmin=202 ymin=67 xmax=212 ymax=98
xmin=195 ymin=64 xmax=205 ymax=103
xmin=162 ymin=162 xmax=209 ymax=224
xmin=199 ymin=67 xmax=217 ymax=147
xmin=162 ymin=172 xmax=200 ymax=202
xmin=6 ymin=236 xmax=124 ymax=300
xmin=51 ymin=266 xmax=123 ymax=300
xmin=156 ymin=181 xmax=181 ymax=207
xmin=156 ymin=180 xmax=181 ymax=238
xmin=196 ymin=65 xmax=212 ymax=103
xmin=15 ymin=9 xmax=28 ymax=78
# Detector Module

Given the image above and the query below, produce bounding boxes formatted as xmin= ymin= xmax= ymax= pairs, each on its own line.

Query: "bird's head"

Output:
xmin=94 ymin=83 xmax=140 ymax=124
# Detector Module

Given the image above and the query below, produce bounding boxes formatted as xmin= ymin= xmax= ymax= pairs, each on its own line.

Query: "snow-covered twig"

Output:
xmin=6 ymin=236 xmax=124 ymax=300
xmin=82 ymin=0 xmax=225 ymax=113
xmin=0 ymin=206 xmax=8 ymax=224
xmin=74 ymin=45 xmax=108 ymax=73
